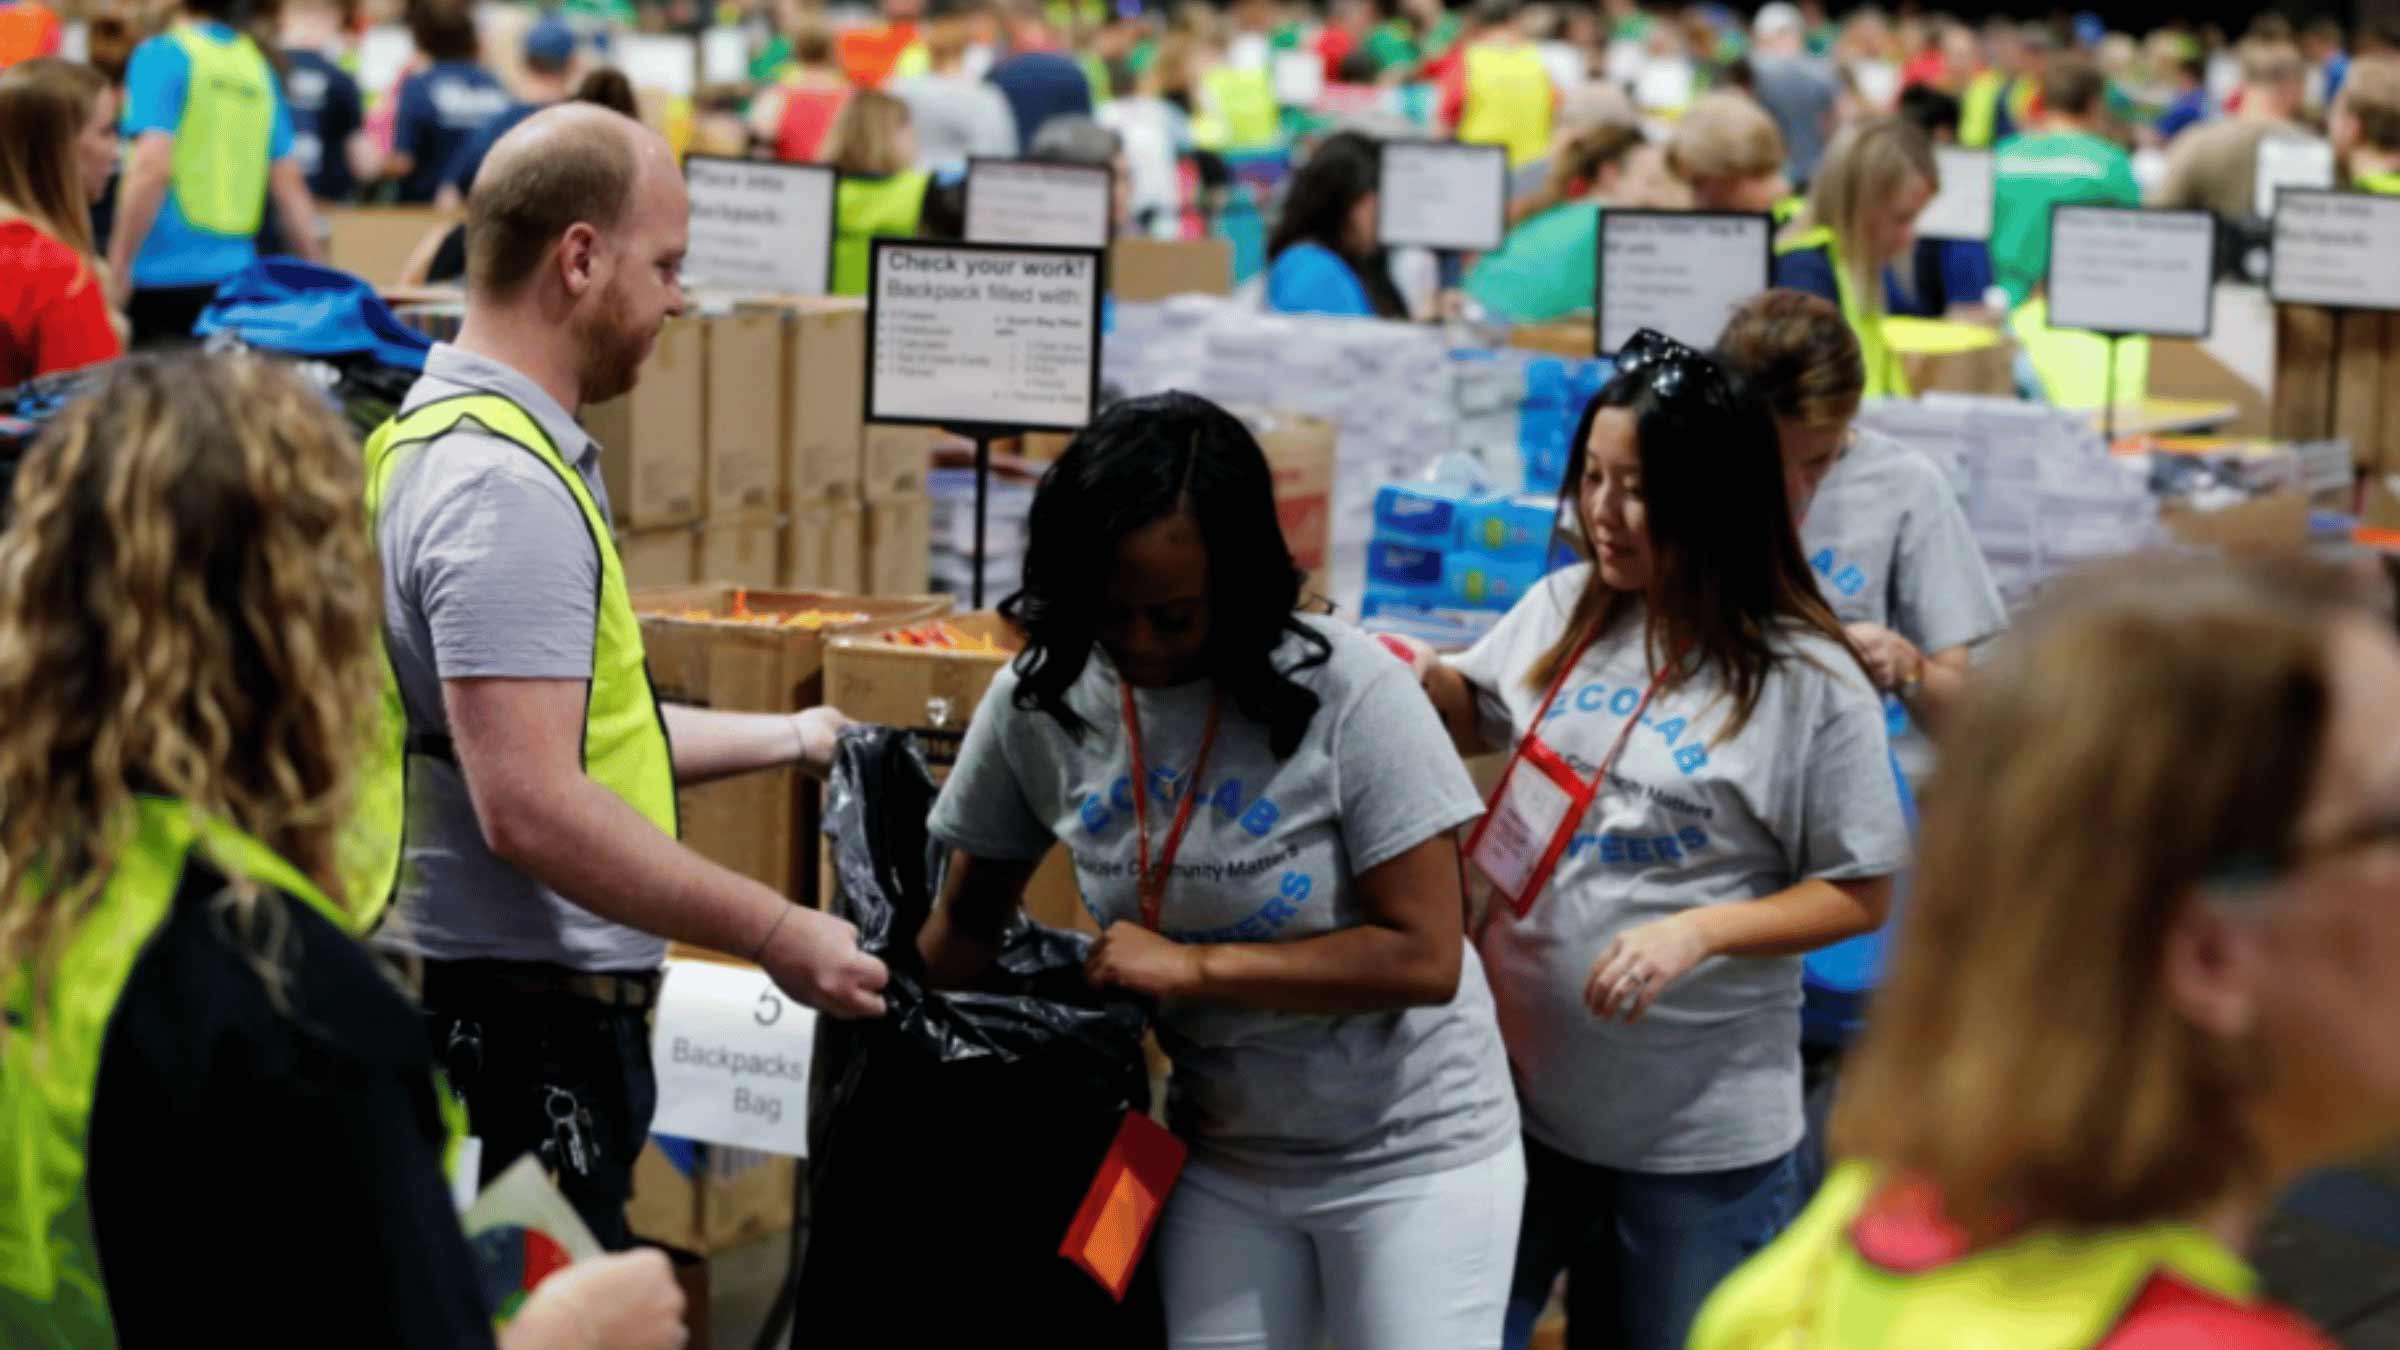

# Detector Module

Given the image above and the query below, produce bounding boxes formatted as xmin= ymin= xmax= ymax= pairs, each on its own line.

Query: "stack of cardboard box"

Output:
xmin=599 ymin=301 xmax=936 ymax=597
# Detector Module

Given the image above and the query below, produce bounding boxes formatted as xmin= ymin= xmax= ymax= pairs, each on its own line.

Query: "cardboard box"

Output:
xmin=779 ymin=300 xmax=868 ymax=500
xmin=862 ymin=425 xmax=938 ymax=500
xmin=326 ymin=205 xmax=450 ymax=289
xmin=783 ymin=494 xmax=866 ymax=594
xmin=1506 ymin=320 xmax=1597 ymax=358
xmin=616 ymin=526 xmax=698 ymax=591
xmin=1109 ymin=237 xmax=1234 ymax=301
xmin=1246 ymin=409 xmax=1336 ymax=586
xmin=823 ymin=613 xmax=1089 ymax=933
xmin=706 ymin=312 xmax=789 ymax=517
xmin=865 ymin=493 xmax=931 ymax=595
xmin=588 ymin=316 xmax=707 ymax=528
xmin=638 ymin=587 xmax=951 ymax=903
xmin=2161 ymin=487 xmax=2311 ymax=553
xmin=1021 ymin=431 xmax=1072 ymax=461
xmin=627 ymin=1136 xmax=794 ymax=1255
xmin=699 ymin=516 xmax=786 ymax=589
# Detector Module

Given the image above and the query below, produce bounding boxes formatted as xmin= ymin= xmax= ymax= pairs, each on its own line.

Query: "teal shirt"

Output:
xmin=1990 ymin=129 xmax=2141 ymax=306
xmin=1465 ymin=201 xmax=1597 ymax=324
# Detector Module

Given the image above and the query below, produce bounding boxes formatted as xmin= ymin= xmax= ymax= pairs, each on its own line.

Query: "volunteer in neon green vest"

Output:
xmin=1987 ymin=50 xmax=2137 ymax=308
xmin=1771 ymin=116 xmax=1939 ymax=401
xmin=1464 ymin=122 xmax=1644 ymax=323
xmin=1694 ymin=556 xmax=2400 ymax=1350
xmin=2331 ymin=53 xmax=2400 ymax=196
xmin=823 ymin=89 xmax=932 ymax=295
xmin=1441 ymin=0 xmax=1554 ymax=169
xmin=104 ymin=0 xmax=321 ymax=347
xmin=362 ymin=105 xmax=889 ymax=1250
xmin=0 ymin=351 xmax=690 ymax=1350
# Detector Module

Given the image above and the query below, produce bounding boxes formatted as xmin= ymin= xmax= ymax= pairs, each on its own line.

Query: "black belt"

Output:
xmin=420 ymin=958 xmax=662 ymax=1011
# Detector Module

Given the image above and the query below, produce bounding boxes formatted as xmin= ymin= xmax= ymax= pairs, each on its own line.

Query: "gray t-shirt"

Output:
xmin=1451 ymin=571 xmax=1907 ymax=1172
xmin=928 ymin=617 xmax=1517 ymax=1185
xmin=1751 ymin=55 xmax=1838 ymax=185
xmin=1801 ymin=427 xmax=2008 ymax=783
xmin=372 ymin=343 xmax=664 ymax=974
xmin=892 ymin=73 xmax=1020 ymax=173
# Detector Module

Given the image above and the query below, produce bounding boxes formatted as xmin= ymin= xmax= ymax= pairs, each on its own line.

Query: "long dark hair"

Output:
xmin=1000 ymin=392 xmax=1333 ymax=758
xmin=1267 ymin=131 xmax=1410 ymax=319
xmin=1527 ymin=335 xmax=1864 ymax=741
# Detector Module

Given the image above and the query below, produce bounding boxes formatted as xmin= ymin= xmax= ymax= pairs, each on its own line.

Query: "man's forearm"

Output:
xmin=660 ymin=703 xmax=817 ymax=785
xmin=489 ymin=772 xmax=794 ymax=956
xmin=269 ymin=163 xmax=323 ymax=263
xmin=108 ymin=148 xmax=172 ymax=285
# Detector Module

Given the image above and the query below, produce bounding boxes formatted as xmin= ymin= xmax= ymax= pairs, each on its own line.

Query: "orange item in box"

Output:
xmin=887 ymin=621 xmax=1004 ymax=653
xmin=673 ymin=588 xmax=870 ymax=629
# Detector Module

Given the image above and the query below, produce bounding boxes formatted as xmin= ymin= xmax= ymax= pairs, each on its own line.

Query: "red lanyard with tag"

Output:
xmin=1121 ymin=683 xmax=1225 ymax=930
xmin=1466 ymin=630 xmax=1678 ymax=918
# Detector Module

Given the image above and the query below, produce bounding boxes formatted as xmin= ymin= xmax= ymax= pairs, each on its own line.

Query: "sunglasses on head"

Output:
xmin=1614 ymin=328 xmax=1736 ymax=406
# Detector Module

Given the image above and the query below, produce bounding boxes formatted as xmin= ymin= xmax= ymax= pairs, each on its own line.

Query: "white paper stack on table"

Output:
xmin=927 ymin=468 xmax=1036 ymax=601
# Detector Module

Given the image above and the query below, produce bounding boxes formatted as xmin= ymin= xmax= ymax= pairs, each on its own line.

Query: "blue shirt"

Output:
xmin=391 ymin=60 xmax=511 ymax=203
xmin=123 ymin=23 xmax=297 ymax=290
xmin=986 ymin=52 xmax=1092 ymax=154
xmin=1266 ymin=241 xmax=1375 ymax=317
xmin=282 ymin=48 xmax=363 ymax=201
xmin=2156 ymin=87 xmax=2210 ymax=142
xmin=441 ymin=99 xmax=542 ymax=199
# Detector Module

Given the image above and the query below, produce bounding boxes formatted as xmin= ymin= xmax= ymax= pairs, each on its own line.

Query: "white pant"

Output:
xmin=1156 ymin=1143 xmax=1527 ymax=1350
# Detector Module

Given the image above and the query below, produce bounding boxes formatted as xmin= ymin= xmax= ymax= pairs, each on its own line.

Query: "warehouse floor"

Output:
xmin=698 ymin=1162 xmax=2400 ymax=1350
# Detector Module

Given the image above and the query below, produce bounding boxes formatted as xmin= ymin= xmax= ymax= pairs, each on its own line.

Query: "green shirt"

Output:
xmin=751 ymin=34 xmax=793 ymax=86
xmin=1465 ymin=201 xmax=1598 ymax=324
xmin=1364 ymin=23 xmax=1417 ymax=73
xmin=1990 ymin=129 xmax=2141 ymax=306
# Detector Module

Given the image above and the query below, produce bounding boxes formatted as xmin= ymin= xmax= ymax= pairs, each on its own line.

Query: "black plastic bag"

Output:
xmin=796 ymin=727 xmax=1166 ymax=1346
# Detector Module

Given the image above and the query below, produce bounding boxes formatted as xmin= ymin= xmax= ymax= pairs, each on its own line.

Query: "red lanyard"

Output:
xmin=1525 ymin=629 xmax=1679 ymax=790
xmin=1120 ymin=683 xmax=1225 ymax=930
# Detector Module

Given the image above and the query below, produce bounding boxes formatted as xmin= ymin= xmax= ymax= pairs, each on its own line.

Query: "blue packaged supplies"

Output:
xmin=1372 ymin=482 xmax=1472 ymax=545
xmin=1367 ymin=540 xmax=1546 ymax=609
xmin=1456 ymin=493 xmax=1558 ymax=558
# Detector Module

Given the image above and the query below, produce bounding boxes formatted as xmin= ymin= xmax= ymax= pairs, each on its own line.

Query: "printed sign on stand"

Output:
xmin=2253 ymin=137 xmax=2337 ymax=220
xmin=2270 ymin=189 xmax=2400 ymax=311
xmin=965 ymin=158 xmax=1115 ymax=249
xmin=1595 ymin=210 xmax=1773 ymax=353
xmin=1273 ymin=48 xmax=1326 ymax=106
xmin=701 ymin=27 xmax=752 ymax=86
xmin=684 ymin=156 xmax=835 ymax=297
xmin=1377 ymin=140 xmax=1508 ymax=253
xmin=1915 ymin=147 xmax=1995 ymax=242
xmin=2046 ymin=205 xmax=2216 ymax=338
xmin=649 ymin=959 xmax=816 ymax=1157
xmin=620 ymin=32 xmax=698 ymax=97
xmin=865 ymin=239 xmax=1103 ymax=433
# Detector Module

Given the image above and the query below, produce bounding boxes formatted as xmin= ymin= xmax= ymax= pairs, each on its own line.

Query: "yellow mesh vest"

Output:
xmin=1459 ymin=42 xmax=1552 ymax=168
xmin=167 ymin=26 xmax=275 ymax=236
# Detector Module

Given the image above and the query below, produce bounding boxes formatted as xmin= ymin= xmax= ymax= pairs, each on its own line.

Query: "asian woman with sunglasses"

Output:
xmin=1397 ymin=332 xmax=1908 ymax=1350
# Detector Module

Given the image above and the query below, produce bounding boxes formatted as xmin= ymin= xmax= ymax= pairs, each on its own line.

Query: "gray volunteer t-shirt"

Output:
xmin=1802 ymin=427 xmax=2008 ymax=782
xmin=929 ymin=617 xmax=1517 ymax=1185
xmin=372 ymin=343 xmax=664 ymax=974
xmin=1451 ymin=570 xmax=1907 ymax=1172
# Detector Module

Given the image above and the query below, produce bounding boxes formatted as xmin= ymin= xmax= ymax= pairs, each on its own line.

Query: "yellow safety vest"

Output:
xmin=1776 ymin=225 xmax=1910 ymax=400
xmin=2355 ymin=169 xmax=2400 ymax=195
xmin=1693 ymin=1161 xmax=2276 ymax=1349
xmin=167 ymin=25 xmax=275 ymax=236
xmin=0 ymin=799 xmax=369 ymax=1343
xmin=2008 ymin=295 xmax=2149 ymax=412
xmin=1198 ymin=65 xmax=1280 ymax=151
xmin=1959 ymin=70 xmax=2005 ymax=149
xmin=1459 ymin=42 xmax=1553 ymax=169
xmin=348 ymin=395 xmax=680 ymax=928
xmin=832 ymin=170 xmax=932 ymax=297
xmin=1772 ymin=195 xmax=1806 ymax=227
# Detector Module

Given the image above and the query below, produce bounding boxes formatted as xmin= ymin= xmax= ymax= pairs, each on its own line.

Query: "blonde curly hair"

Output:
xmin=0 ymin=353 xmax=383 ymax=975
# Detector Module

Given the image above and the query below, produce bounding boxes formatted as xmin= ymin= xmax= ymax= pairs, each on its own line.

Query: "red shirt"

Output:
xmin=775 ymin=85 xmax=849 ymax=164
xmin=0 ymin=220 xmax=122 ymax=388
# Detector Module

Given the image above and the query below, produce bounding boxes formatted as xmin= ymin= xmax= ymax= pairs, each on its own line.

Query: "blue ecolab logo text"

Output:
xmin=1811 ymin=548 xmax=1867 ymax=599
xmin=1079 ymin=770 xmax=1282 ymax=840
xmin=1541 ymin=684 xmax=1712 ymax=775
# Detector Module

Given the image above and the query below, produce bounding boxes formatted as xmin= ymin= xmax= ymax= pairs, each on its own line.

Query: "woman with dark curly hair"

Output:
xmin=919 ymin=390 xmax=1521 ymax=1348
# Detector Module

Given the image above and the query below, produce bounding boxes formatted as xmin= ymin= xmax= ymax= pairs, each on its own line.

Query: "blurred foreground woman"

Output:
xmin=1691 ymin=555 xmax=2399 ymax=1349
xmin=0 ymin=353 xmax=683 ymax=1348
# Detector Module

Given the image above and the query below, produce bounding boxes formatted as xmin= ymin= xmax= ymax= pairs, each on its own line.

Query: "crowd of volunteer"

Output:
xmin=4 ymin=1 xmax=2400 ymax=1349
